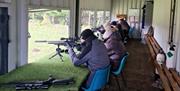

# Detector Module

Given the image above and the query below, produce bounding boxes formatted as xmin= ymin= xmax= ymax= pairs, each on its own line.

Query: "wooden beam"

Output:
xmin=75 ymin=0 xmax=80 ymax=37
xmin=170 ymin=69 xmax=180 ymax=86
xmin=154 ymin=61 xmax=172 ymax=91
xmin=145 ymin=35 xmax=156 ymax=59
xmin=149 ymin=36 xmax=159 ymax=54
xmin=151 ymin=36 xmax=161 ymax=50
xmin=163 ymin=64 xmax=180 ymax=91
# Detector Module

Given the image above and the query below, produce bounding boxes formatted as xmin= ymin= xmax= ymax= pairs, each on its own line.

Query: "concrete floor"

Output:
xmin=103 ymin=39 xmax=161 ymax=91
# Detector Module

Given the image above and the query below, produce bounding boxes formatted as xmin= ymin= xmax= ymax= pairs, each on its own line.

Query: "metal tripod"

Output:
xmin=49 ymin=44 xmax=64 ymax=62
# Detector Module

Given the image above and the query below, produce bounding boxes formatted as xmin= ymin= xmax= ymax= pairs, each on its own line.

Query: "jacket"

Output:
xmin=68 ymin=36 xmax=110 ymax=71
xmin=104 ymin=31 xmax=126 ymax=61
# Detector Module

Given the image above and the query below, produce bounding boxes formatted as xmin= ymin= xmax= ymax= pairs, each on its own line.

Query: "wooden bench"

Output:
xmin=145 ymin=34 xmax=180 ymax=91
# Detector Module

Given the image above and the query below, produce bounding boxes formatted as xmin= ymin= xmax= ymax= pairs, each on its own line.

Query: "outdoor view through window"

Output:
xmin=28 ymin=9 xmax=70 ymax=63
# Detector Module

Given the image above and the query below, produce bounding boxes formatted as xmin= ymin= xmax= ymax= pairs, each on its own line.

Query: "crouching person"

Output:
xmin=103 ymin=22 xmax=127 ymax=71
xmin=66 ymin=29 xmax=110 ymax=88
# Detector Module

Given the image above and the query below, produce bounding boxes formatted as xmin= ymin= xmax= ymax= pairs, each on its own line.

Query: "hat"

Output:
xmin=80 ymin=29 xmax=94 ymax=40
xmin=111 ymin=21 xmax=117 ymax=26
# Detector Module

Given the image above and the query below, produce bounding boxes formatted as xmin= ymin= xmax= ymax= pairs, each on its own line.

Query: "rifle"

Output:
xmin=35 ymin=37 xmax=81 ymax=61
xmin=0 ymin=75 xmax=75 ymax=90
xmin=35 ymin=37 xmax=80 ymax=47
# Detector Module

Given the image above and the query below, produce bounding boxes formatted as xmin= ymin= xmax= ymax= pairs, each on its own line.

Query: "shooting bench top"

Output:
xmin=145 ymin=34 xmax=180 ymax=91
xmin=0 ymin=55 xmax=89 ymax=91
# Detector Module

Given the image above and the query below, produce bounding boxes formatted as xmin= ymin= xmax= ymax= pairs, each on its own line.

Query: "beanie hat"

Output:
xmin=111 ymin=21 xmax=118 ymax=31
xmin=111 ymin=21 xmax=117 ymax=26
xmin=80 ymin=29 xmax=94 ymax=40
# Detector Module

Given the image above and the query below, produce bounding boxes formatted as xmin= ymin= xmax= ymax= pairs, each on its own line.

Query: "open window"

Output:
xmin=80 ymin=10 xmax=110 ymax=32
xmin=28 ymin=8 xmax=70 ymax=63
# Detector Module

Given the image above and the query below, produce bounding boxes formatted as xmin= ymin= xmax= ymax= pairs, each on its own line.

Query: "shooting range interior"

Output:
xmin=1 ymin=0 xmax=180 ymax=91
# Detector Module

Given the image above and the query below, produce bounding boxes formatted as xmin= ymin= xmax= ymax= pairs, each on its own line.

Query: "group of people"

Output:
xmin=65 ymin=18 xmax=130 ymax=88
xmin=110 ymin=19 xmax=130 ymax=44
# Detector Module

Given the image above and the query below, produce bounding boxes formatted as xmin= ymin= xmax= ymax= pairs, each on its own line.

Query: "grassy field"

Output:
xmin=28 ymin=20 xmax=69 ymax=63
xmin=0 ymin=55 xmax=89 ymax=91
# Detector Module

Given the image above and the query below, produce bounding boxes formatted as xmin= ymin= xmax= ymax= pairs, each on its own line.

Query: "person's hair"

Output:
xmin=120 ymin=18 xmax=124 ymax=21
xmin=80 ymin=29 xmax=95 ymax=40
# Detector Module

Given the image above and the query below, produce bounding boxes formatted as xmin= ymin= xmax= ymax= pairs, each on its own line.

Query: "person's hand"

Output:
xmin=65 ymin=41 xmax=72 ymax=49
xmin=64 ymin=49 xmax=69 ymax=54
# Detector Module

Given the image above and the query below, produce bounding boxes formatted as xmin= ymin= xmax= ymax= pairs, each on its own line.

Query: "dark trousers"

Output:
xmin=86 ymin=71 xmax=95 ymax=88
xmin=123 ymin=29 xmax=129 ymax=40
xmin=81 ymin=71 xmax=95 ymax=89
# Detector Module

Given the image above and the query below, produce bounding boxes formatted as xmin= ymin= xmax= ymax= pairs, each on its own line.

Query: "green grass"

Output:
xmin=28 ymin=20 xmax=69 ymax=63
xmin=0 ymin=55 xmax=89 ymax=91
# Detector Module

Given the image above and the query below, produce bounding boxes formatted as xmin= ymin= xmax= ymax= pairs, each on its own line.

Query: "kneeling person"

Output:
xmin=66 ymin=29 xmax=110 ymax=87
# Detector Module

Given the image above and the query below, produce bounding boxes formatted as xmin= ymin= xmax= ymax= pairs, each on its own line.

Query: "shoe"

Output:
xmin=124 ymin=40 xmax=127 ymax=44
xmin=152 ymin=81 xmax=158 ymax=88
xmin=152 ymin=80 xmax=163 ymax=90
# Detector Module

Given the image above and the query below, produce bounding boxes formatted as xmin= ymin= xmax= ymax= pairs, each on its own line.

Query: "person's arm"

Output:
xmin=105 ymin=37 xmax=115 ymax=52
xmin=105 ymin=35 xmax=121 ymax=58
xmin=67 ymin=42 xmax=91 ymax=66
xmin=68 ymin=48 xmax=89 ymax=66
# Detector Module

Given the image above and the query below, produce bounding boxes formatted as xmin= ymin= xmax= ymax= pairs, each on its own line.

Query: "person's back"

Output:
xmin=104 ymin=32 xmax=126 ymax=70
xmin=120 ymin=19 xmax=130 ymax=42
xmin=120 ymin=19 xmax=130 ymax=31
xmin=116 ymin=23 xmax=125 ymax=41
xmin=89 ymin=38 xmax=110 ymax=71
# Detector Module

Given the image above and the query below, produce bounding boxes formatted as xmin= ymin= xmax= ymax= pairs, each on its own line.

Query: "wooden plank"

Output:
xmin=145 ymin=36 xmax=156 ymax=69
xmin=147 ymin=37 xmax=157 ymax=58
xmin=149 ymin=37 xmax=159 ymax=54
xmin=145 ymin=36 xmax=156 ymax=59
xmin=151 ymin=36 xmax=161 ymax=49
xmin=150 ymin=37 xmax=163 ymax=58
xmin=154 ymin=61 xmax=172 ymax=91
xmin=170 ymin=69 xmax=180 ymax=86
xmin=146 ymin=36 xmax=156 ymax=57
xmin=162 ymin=64 xmax=180 ymax=91
xmin=150 ymin=36 xmax=161 ymax=52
